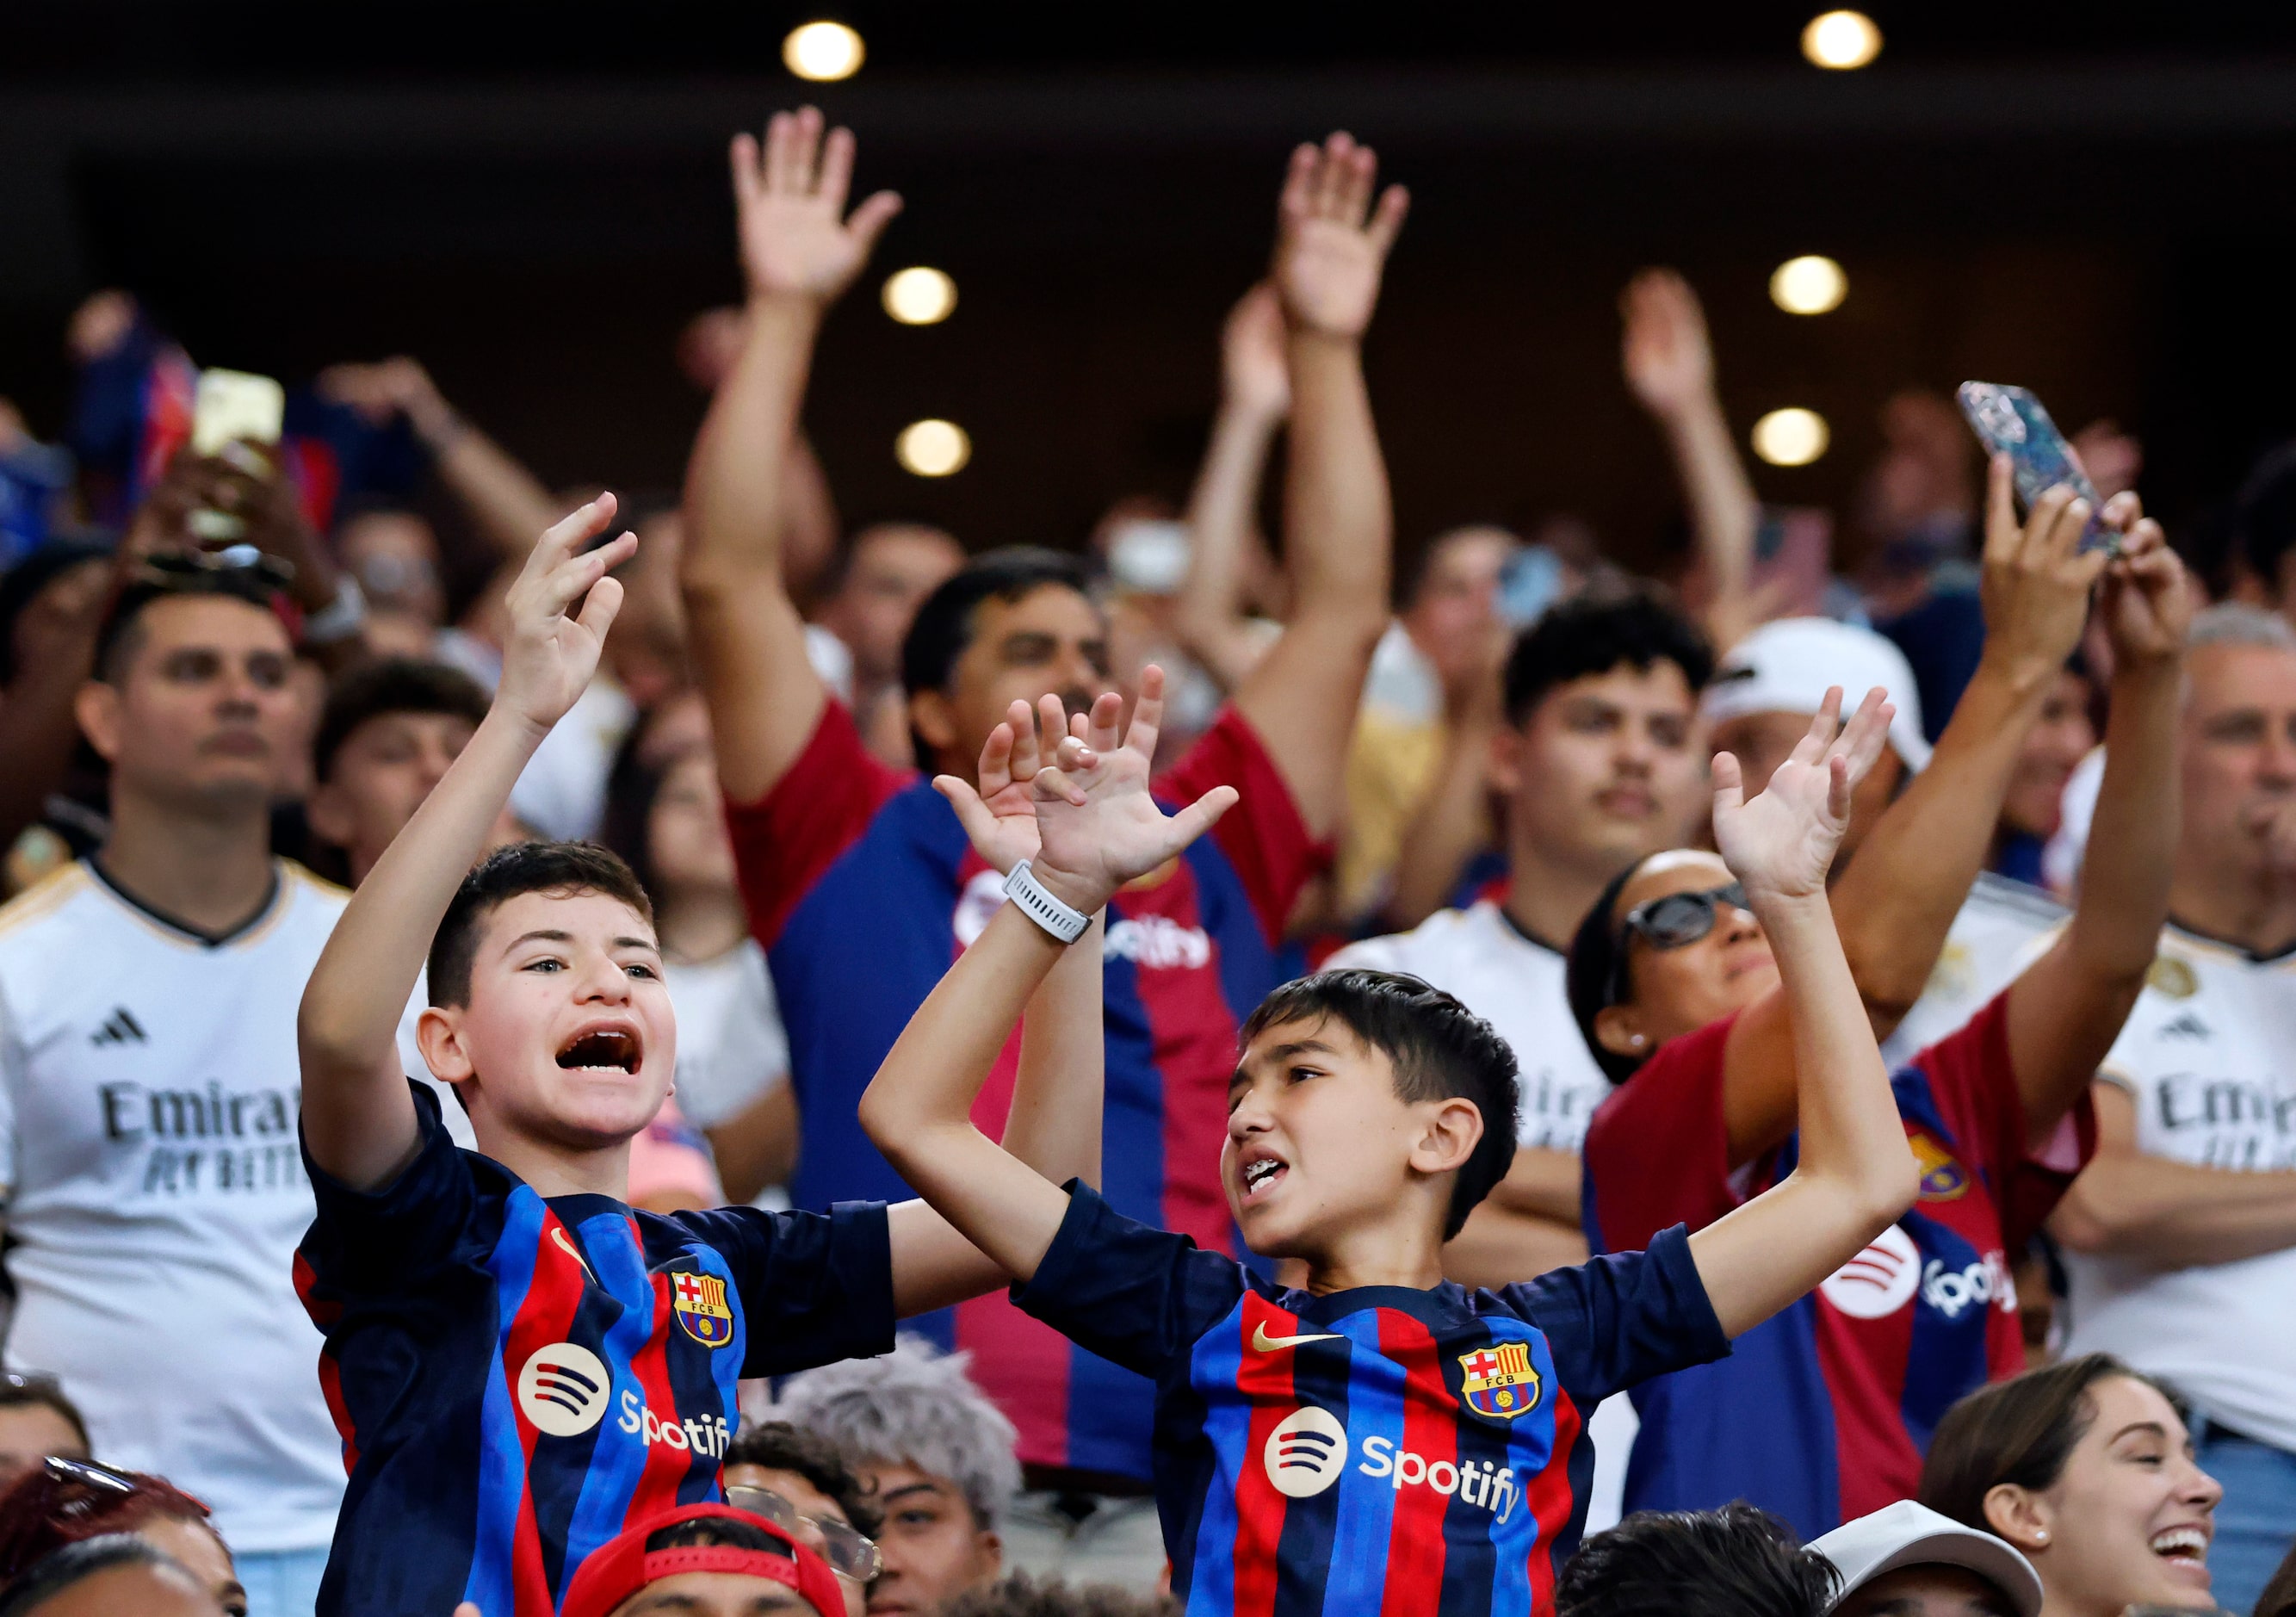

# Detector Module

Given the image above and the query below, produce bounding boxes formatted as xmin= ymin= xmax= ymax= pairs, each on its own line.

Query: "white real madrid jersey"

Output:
xmin=0 ymin=861 xmax=349 ymax=1551
xmin=1881 ymin=873 xmax=2068 ymax=1069
xmin=2062 ymin=924 xmax=2296 ymax=1453
xmin=1328 ymin=900 xmax=1611 ymax=1154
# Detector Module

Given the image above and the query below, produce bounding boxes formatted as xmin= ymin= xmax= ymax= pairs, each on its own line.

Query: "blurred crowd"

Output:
xmin=0 ymin=103 xmax=2292 ymax=1617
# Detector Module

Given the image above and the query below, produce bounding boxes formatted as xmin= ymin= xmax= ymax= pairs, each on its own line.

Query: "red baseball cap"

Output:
xmin=560 ymin=1502 xmax=847 ymax=1617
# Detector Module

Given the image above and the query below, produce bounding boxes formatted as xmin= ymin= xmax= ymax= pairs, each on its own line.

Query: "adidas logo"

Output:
xmin=89 ymin=1008 xmax=146 ymax=1047
xmin=2159 ymin=1011 xmax=2212 ymax=1042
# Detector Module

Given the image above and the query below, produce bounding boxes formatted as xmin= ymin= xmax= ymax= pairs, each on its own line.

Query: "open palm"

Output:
xmin=1030 ymin=667 xmax=1239 ymax=912
xmin=1711 ymin=687 xmax=1893 ymax=903
xmin=935 ymin=696 xmax=1074 ymax=877
xmin=1272 ymin=133 xmax=1408 ymax=339
xmin=732 ymin=107 xmax=901 ymax=304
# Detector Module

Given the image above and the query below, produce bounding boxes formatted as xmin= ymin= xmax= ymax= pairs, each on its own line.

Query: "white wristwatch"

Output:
xmin=1003 ymin=860 xmax=1091 ymax=944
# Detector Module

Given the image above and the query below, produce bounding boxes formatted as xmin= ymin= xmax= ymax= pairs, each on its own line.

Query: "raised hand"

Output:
xmin=1978 ymin=454 xmax=2113 ymax=683
xmin=2095 ymin=507 xmax=2192 ymax=669
xmin=496 ymin=495 xmax=637 ymax=734
xmin=934 ymin=696 xmax=1071 ymax=877
xmin=730 ymin=107 xmax=902 ymax=306
xmin=1712 ymin=687 xmax=1894 ymax=904
xmin=1619 ymin=268 xmax=1717 ymax=420
xmin=1027 ymin=666 xmax=1240 ymax=914
xmin=1271 ymin=132 xmax=1409 ymax=340
xmin=1222 ymin=282 xmax=1291 ymax=421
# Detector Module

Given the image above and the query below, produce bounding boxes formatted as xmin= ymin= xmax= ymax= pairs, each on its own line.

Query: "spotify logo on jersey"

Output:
xmin=518 ymin=1342 xmax=610 ymax=1436
xmin=1263 ymin=1407 xmax=1348 ymax=1497
xmin=1819 ymin=1225 xmax=1922 ymax=1320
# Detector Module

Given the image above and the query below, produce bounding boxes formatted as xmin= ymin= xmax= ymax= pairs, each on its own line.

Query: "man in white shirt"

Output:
xmin=2053 ymin=604 xmax=2296 ymax=1617
xmin=1331 ymin=591 xmax=1717 ymax=1281
xmin=0 ymin=565 xmax=345 ymax=1617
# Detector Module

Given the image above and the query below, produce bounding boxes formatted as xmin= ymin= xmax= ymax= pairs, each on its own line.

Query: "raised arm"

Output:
xmin=1230 ymin=133 xmax=1405 ymax=837
xmin=1173 ymin=284 xmax=1290 ymax=692
xmin=1717 ymin=466 xmax=2111 ymax=1162
xmin=681 ymin=108 xmax=900 ymax=803
xmin=859 ymin=670 xmax=1238 ymax=1288
xmin=1687 ymin=691 xmax=1922 ymax=1339
xmin=318 ymin=357 xmax=561 ymax=565
xmin=299 ymin=498 xmax=634 ymax=1190
xmin=1834 ymin=463 xmax=2111 ymax=1028
xmin=875 ymin=691 xmax=1114 ymax=1315
xmin=1620 ymin=269 xmax=1764 ymax=654
xmin=2002 ymin=515 xmax=2188 ymax=1144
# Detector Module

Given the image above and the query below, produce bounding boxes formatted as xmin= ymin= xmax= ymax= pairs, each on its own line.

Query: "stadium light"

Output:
xmin=1802 ymin=11 xmax=1882 ymax=70
xmin=784 ymin=21 xmax=864 ymax=82
xmin=1770 ymin=256 xmax=1847 ymax=315
xmin=883 ymin=267 xmax=957 ymax=325
xmin=1752 ymin=408 xmax=1831 ymax=467
xmin=897 ymin=419 xmax=971 ymax=477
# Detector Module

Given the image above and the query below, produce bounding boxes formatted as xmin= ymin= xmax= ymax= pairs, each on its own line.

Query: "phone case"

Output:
xmin=191 ymin=369 xmax=286 ymax=456
xmin=1956 ymin=381 xmax=2113 ymax=554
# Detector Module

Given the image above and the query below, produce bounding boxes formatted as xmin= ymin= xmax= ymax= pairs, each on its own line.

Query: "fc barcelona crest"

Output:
xmin=671 ymin=1271 xmax=734 ymax=1348
xmin=1910 ymin=1133 xmax=1968 ymax=1202
xmin=1457 ymin=1341 xmax=1541 ymax=1422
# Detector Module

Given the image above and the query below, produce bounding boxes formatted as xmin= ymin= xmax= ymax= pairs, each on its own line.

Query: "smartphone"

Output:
xmin=1956 ymin=381 xmax=2114 ymax=554
xmin=190 ymin=369 xmax=285 ymax=456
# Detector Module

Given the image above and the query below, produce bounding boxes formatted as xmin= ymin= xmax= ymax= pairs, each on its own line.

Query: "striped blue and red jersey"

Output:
xmin=1581 ymin=991 xmax=2095 ymax=1537
xmin=728 ymin=700 xmax=1322 ymax=1484
xmin=294 ymin=1084 xmax=894 ymax=1617
xmin=1012 ymin=1181 xmax=1728 ymax=1615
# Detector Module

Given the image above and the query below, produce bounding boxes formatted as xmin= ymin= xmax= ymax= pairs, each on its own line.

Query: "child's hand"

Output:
xmin=1027 ymin=666 xmax=1240 ymax=914
xmin=935 ymin=695 xmax=1074 ymax=876
xmin=496 ymin=494 xmax=637 ymax=737
xmin=1712 ymin=686 xmax=1893 ymax=905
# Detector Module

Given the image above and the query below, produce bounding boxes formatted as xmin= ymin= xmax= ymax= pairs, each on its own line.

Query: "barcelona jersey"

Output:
xmin=1013 ymin=1182 xmax=1728 ymax=1615
xmin=728 ymin=700 xmax=1324 ymax=1484
xmin=294 ymin=1084 xmax=894 ymax=1616
xmin=1582 ymin=991 xmax=2095 ymax=1536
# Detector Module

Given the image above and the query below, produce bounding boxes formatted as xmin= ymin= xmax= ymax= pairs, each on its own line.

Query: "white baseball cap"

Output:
xmin=1811 ymin=1501 xmax=2043 ymax=1617
xmin=1702 ymin=616 xmax=1932 ymax=772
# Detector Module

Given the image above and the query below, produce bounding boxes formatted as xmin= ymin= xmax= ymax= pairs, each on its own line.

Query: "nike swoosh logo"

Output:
xmin=551 ymin=1226 xmax=597 ymax=1283
xmin=1253 ymin=1323 xmax=1341 ymax=1353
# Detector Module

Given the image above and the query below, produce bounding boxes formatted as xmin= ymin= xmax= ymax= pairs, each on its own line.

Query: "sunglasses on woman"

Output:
xmin=1605 ymin=881 xmax=1751 ymax=1008
xmin=723 ymin=1484 xmax=883 ymax=1583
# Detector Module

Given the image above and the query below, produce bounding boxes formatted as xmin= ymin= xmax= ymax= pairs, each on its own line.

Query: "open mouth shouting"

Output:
xmin=1238 ymin=1149 xmax=1288 ymax=1206
xmin=2149 ymin=1523 xmax=2211 ymax=1580
xmin=555 ymin=1022 xmax=642 ymax=1075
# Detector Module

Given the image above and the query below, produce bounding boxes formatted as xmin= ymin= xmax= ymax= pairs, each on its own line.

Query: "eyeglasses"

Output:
xmin=723 ymin=1485 xmax=883 ymax=1583
xmin=1606 ymin=881 xmax=1751 ymax=1008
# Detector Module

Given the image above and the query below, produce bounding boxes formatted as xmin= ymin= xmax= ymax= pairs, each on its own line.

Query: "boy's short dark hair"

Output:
xmin=1565 ymin=855 xmax=1658 ymax=1086
xmin=1555 ymin=1502 xmax=1838 ymax=1617
xmin=427 ymin=841 xmax=653 ymax=1008
xmin=723 ymin=1420 xmax=884 ymax=1540
xmin=1240 ymin=969 xmax=1519 ymax=1239
xmin=642 ymin=1513 xmax=792 ymax=1558
xmin=314 ymin=658 xmax=491 ymax=784
xmin=900 ymin=547 xmax=1092 ymax=700
xmin=1502 ymin=589 xmax=1714 ymax=729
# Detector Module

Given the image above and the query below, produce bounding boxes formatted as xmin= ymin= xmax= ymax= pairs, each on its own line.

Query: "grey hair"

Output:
xmin=2188 ymin=602 xmax=2296 ymax=652
xmin=771 ymin=1335 xmax=1022 ymax=1529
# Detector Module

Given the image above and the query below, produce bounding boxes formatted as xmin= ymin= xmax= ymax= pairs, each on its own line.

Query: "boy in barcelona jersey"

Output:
xmin=291 ymin=495 xmax=1106 ymax=1617
xmin=858 ymin=678 xmax=1925 ymax=1617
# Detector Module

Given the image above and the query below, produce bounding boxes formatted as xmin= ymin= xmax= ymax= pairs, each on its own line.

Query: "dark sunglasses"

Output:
xmin=723 ymin=1484 xmax=883 ymax=1583
xmin=1605 ymin=881 xmax=1750 ymax=1008
xmin=43 ymin=1454 xmax=138 ymax=1502
xmin=133 ymin=547 xmax=295 ymax=592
